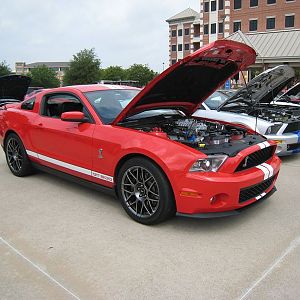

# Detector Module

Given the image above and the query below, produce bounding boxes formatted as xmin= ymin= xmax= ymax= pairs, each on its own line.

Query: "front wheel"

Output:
xmin=117 ymin=157 xmax=176 ymax=225
xmin=4 ymin=133 xmax=33 ymax=177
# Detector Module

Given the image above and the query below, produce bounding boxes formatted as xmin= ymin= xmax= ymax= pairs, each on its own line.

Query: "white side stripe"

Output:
xmin=26 ymin=150 xmax=114 ymax=183
xmin=26 ymin=150 xmax=38 ymax=158
xmin=38 ymin=153 xmax=92 ymax=176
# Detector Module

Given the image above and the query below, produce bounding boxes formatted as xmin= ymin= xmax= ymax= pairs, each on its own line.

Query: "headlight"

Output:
xmin=265 ymin=124 xmax=282 ymax=135
xmin=190 ymin=155 xmax=228 ymax=172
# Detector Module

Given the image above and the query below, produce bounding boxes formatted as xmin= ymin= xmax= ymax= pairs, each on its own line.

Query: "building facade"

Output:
xmin=166 ymin=8 xmax=200 ymax=66
xmin=167 ymin=0 xmax=300 ymax=65
xmin=15 ymin=62 xmax=70 ymax=83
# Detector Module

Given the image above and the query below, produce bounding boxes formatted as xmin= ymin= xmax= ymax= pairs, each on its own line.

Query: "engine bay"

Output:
xmin=221 ymin=102 xmax=300 ymax=123
xmin=119 ymin=115 xmax=264 ymax=156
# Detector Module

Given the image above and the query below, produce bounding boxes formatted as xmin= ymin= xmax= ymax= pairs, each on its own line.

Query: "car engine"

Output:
xmin=120 ymin=115 xmax=264 ymax=156
xmin=248 ymin=105 xmax=300 ymax=123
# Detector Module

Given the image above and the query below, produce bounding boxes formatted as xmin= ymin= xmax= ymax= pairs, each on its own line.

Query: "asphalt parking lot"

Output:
xmin=1 ymin=151 xmax=300 ymax=300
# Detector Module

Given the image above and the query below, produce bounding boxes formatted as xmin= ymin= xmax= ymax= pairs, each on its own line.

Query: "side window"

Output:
xmin=41 ymin=94 xmax=83 ymax=118
xmin=21 ymin=97 xmax=36 ymax=110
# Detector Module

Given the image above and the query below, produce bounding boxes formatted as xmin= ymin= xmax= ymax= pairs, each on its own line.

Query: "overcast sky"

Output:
xmin=1 ymin=0 xmax=199 ymax=72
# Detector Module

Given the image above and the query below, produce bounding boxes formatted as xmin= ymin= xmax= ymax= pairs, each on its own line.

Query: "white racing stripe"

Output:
xmin=262 ymin=163 xmax=274 ymax=178
xmin=255 ymin=192 xmax=267 ymax=200
xmin=26 ymin=150 xmax=114 ymax=183
xmin=256 ymin=164 xmax=270 ymax=180
xmin=257 ymin=141 xmax=270 ymax=149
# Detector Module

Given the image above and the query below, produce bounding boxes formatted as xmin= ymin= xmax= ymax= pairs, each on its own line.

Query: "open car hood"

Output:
xmin=219 ymin=65 xmax=295 ymax=110
xmin=279 ymin=82 xmax=300 ymax=100
xmin=0 ymin=75 xmax=31 ymax=101
xmin=112 ymin=40 xmax=256 ymax=124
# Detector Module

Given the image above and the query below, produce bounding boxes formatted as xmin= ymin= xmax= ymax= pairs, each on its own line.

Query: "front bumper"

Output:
xmin=177 ymin=187 xmax=276 ymax=218
xmin=174 ymin=155 xmax=281 ymax=215
xmin=266 ymin=131 xmax=300 ymax=156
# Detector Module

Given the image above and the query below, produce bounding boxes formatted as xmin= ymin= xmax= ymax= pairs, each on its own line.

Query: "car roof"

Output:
xmin=66 ymin=84 xmax=140 ymax=93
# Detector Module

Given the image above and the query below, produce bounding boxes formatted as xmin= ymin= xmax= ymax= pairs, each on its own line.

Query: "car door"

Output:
xmin=28 ymin=92 xmax=95 ymax=178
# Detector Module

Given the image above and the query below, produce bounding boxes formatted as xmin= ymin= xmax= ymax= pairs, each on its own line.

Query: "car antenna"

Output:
xmin=241 ymin=71 xmax=259 ymax=136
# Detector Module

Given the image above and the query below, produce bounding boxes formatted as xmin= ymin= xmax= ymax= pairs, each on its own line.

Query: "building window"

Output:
xmin=171 ymin=30 xmax=176 ymax=37
xmin=171 ymin=59 xmax=176 ymax=65
xmin=250 ymin=0 xmax=258 ymax=7
xmin=185 ymin=44 xmax=190 ymax=51
xmin=233 ymin=21 xmax=241 ymax=32
xmin=178 ymin=44 xmax=183 ymax=51
xmin=267 ymin=0 xmax=276 ymax=4
xmin=219 ymin=0 xmax=224 ymax=10
xmin=218 ymin=22 xmax=224 ymax=33
xmin=211 ymin=23 xmax=217 ymax=34
xmin=285 ymin=15 xmax=295 ymax=27
xmin=185 ymin=28 xmax=190 ymax=35
xmin=204 ymin=1 xmax=209 ymax=12
xmin=266 ymin=17 xmax=275 ymax=29
xmin=178 ymin=29 xmax=182 ymax=36
xmin=211 ymin=1 xmax=217 ymax=11
xmin=249 ymin=19 xmax=258 ymax=31
xmin=204 ymin=24 xmax=209 ymax=34
xmin=234 ymin=0 xmax=242 ymax=9
xmin=172 ymin=45 xmax=176 ymax=52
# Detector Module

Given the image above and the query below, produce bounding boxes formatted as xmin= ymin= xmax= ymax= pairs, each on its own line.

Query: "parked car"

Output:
xmin=195 ymin=65 xmax=300 ymax=156
xmin=0 ymin=40 xmax=281 ymax=224
xmin=0 ymin=74 xmax=31 ymax=107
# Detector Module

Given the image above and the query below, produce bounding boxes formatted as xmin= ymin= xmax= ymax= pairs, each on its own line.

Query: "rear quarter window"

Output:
xmin=21 ymin=97 xmax=36 ymax=110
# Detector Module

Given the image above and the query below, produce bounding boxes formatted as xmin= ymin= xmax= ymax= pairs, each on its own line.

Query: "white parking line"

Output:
xmin=239 ymin=236 xmax=300 ymax=300
xmin=0 ymin=236 xmax=81 ymax=300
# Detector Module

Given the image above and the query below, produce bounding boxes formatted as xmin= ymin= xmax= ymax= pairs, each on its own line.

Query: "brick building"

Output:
xmin=167 ymin=0 xmax=300 ymax=65
xmin=166 ymin=8 xmax=200 ymax=66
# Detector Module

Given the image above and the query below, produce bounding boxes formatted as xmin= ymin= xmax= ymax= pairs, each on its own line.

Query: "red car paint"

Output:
xmin=0 ymin=40 xmax=281 ymax=216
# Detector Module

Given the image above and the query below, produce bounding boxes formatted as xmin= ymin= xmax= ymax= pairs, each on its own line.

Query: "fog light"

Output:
xmin=274 ymin=140 xmax=283 ymax=144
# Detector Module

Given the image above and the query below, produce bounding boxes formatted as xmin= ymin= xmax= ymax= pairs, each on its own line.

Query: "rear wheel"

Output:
xmin=117 ymin=157 xmax=176 ymax=225
xmin=4 ymin=133 xmax=33 ymax=177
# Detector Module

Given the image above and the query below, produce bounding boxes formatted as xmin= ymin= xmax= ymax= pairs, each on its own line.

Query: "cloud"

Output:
xmin=0 ymin=0 xmax=199 ymax=72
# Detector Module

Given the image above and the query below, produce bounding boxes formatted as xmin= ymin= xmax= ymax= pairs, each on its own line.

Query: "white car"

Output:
xmin=194 ymin=65 xmax=300 ymax=156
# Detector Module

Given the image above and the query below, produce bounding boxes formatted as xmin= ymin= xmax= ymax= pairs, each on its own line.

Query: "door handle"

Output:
xmin=38 ymin=123 xmax=43 ymax=126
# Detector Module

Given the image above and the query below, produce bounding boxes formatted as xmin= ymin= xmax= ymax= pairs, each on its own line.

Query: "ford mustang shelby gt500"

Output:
xmin=0 ymin=41 xmax=281 ymax=224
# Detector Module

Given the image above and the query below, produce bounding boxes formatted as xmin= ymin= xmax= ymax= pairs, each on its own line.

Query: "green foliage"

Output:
xmin=29 ymin=65 xmax=60 ymax=88
xmin=101 ymin=66 xmax=126 ymax=81
xmin=126 ymin=64 xmax=157 ymax=87
xmin=64 ymin=48 xmax=101 ymax=85
xmin=0 ymin=61 xmax=11 ymax=76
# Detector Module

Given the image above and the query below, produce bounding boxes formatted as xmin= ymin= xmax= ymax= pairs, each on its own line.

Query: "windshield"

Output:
xmin=84 ymin=89 xmax=140 ymax=124
xmin=204 ymin=91 xmax=229 ymax=109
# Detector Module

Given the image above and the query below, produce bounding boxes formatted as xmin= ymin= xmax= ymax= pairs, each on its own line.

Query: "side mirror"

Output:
xmin=61 ymin=111 xmax=88 ymax=123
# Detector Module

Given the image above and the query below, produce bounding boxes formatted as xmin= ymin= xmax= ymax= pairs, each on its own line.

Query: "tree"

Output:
xmin=64 ymin=48 xmax=101 ymax=85
xmin=0 ymin=61 xmax=11 ymax=76
xmin=126 ymin=64 xmax=157 ymax=87
xmin=101 ymin=66 xmax=126 ymax=81
xmin=29 ymin=65 xmax=60 ymax=88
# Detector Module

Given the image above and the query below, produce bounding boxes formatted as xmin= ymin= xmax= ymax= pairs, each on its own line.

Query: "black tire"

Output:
xmin=4 ymin=133 xmax=34 ymax=177
xmin=117 ymin=157 xmax=176 ymax=225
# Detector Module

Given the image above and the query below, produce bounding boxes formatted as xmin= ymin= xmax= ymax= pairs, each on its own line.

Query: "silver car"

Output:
xmin=194 ymin=65 xmax=300 ymax=156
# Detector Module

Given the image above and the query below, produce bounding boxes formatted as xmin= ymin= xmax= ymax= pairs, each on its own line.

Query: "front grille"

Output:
xmin=235 ymin=146 xmax=275 ymax=172
xmin=239 ymin=175 xmax=276 ymax=203
xmin=287 ymin=143 xmax=300 ymax=151
xmin=284 ymin=122 xmax=300 ymax=133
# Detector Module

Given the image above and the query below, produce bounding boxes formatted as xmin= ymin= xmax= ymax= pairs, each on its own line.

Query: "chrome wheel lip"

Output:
xmin=121 ymin=166 xmax=160 ymax=219
xmin=6 ymin=138 xmax=23 ymax=173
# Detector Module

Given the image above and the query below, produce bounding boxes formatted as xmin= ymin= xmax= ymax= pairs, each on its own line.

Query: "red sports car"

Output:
xmin=0 ymin=40 xmax=281 ymax=224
